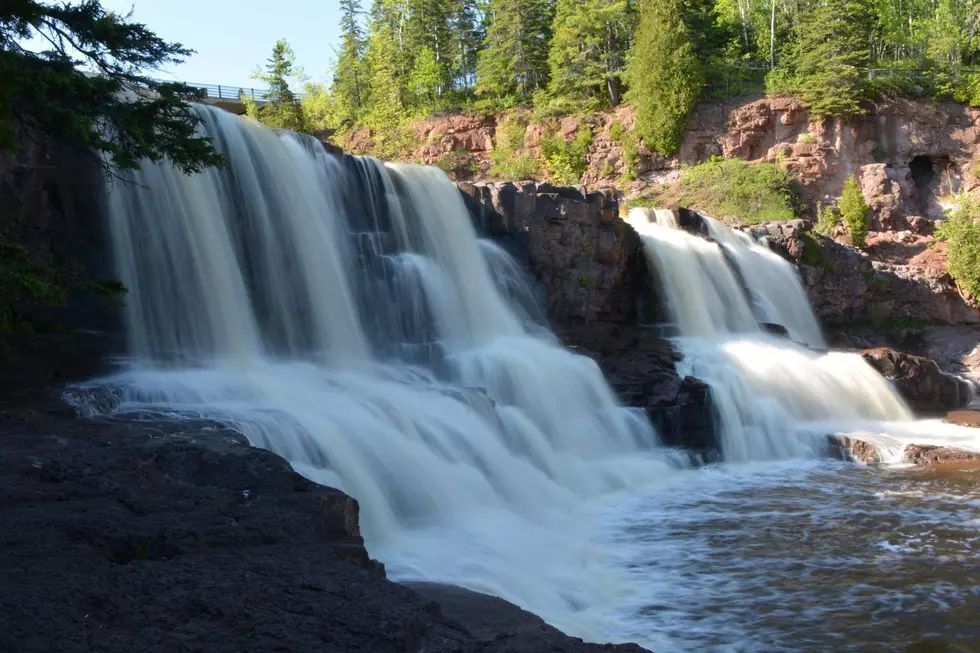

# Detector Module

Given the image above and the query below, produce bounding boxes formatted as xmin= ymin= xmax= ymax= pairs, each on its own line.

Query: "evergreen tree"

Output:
xmin=840 ymin=175 xmax=870 ymax=248
xmin=476 ymin=0 xmax=553 ymax=104
xmin=331 ymin=0 xmax=368 ymax=126
xmin=1 ymin=0 xmax=222 ymax=176
xmin=254 ymin=39 xmax=306 ymax=131
xmin=448 ymin=0 xmax=484 ymax=93
xmin=791 ymin=0 xmax=873 ymax=118
xmin=545 ymin=0 xmax=632 ymax=108
xmin=362 ymin=8 xmax=406 ymax=131
xmin=625 ymin=0 xmax=701 ymax=155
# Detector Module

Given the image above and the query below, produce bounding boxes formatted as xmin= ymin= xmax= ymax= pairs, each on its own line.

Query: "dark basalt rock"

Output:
xmin=861 ymin=347 xmax=973 ymax=415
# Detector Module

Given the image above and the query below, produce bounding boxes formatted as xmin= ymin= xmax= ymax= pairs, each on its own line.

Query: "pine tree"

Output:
xmin=476 ymin=0 xmax=553 ymax=104
xmin=545 ymin=0 xmax=632 ymax=108
xmin=254 ymin=39 xmax=306 ymax=131
xmin=448 ymin=0 xmax=483 ymax=94
xmin=1 ymin=0 xmax=221 ymax=176
xmin=791 ymin=0 xmax=872 ymax=118
xmin=625 ymin=0 xmax=701 ymax=155
xmin=332 ymin=0 xmax=368 ymax=126
xmin=362 ymin=7 xmax=406 ymax=131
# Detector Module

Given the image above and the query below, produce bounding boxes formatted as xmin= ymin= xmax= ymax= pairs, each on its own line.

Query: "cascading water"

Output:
xmin=626 ymin=208 xmax=914 ymax=460
xmin=79 ymin=105 xmax=683 ymax=639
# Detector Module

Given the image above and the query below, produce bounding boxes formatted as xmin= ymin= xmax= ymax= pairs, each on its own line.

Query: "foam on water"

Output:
xmin=80 ymin=105 xmax=687 ymax=639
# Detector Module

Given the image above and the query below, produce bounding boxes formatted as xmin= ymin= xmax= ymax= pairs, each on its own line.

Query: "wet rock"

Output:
xmin=860 ymin=348 xmax=973 ymax=415
xmin=903 ymin=444 xmax=980 ymax=465
xmin=0 ymin=391 xmax=650 ymax=653
xmin=829 ymin=435 xmax=882 ymax=465
xmin=457 ymin=182 xmax=646 ymax=327
xmin=945 ymin=410 xmax=980 ymax=427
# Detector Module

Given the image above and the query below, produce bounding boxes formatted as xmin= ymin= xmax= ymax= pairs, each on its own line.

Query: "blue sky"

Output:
xmin=97 ymin=0 xmax=345 ymax=89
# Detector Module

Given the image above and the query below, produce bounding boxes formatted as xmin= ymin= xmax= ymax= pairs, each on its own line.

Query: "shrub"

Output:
xmin=609 ymin=120 xmax=640 ymax=184
xmin=489 ymin=114 xmax=540 ymax=180
xmin=814 ymin=202 xmax=840 ymax=236
xmin=541 ymin=126 xmax=593 ymax=184
xmin=674 ymin=156 xmax=801 ymax=223
xmin=797 ymin=133 xmax=816 ymax=144
xmin=0 ymin=237 xmax=126 ymax=334
xmin=436 ymin=150 xmax=477 ymax=178
xmin=839 ymin=175 xmax=870 ymax=248
xmin=935 ymin=192 xmax=980 ymax=300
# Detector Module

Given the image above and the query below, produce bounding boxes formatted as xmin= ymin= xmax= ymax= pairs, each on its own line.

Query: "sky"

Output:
xmin=95 ymin=0 xmax=346 ymax=89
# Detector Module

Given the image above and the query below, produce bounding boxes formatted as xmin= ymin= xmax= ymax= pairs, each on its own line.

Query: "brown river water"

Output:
xmin=597 ymin=460 xmax=980 ymax=653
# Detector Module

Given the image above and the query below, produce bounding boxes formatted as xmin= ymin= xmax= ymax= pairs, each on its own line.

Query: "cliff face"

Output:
xmin=365 ymin=97 xmax=980 ymax=235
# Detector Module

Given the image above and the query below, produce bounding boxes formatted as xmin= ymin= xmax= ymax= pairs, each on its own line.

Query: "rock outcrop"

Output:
xmin=860 ymin=347 xmax=974 ymax=414
xmin=682 ymin=97 xmax=980 ymax=231
xmin=753 ymin=220 xmax=979 ymax=326
xmin=0 ymin=333 xmax=651 ymax=653
xmin=457 ymin=181 xmax=647 ymax=326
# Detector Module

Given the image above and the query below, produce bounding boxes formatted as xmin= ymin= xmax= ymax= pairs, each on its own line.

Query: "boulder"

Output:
xmin=860 ymin=347 xmax=973 ymax=414
xmin=903 ymin=444 xmax=980 ymax=465
xmin=829 ymin=435 xmax=882 ymax=465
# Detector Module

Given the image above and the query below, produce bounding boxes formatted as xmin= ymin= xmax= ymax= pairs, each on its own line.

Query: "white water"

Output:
xmin=625 ymin=208 xmax=957 ymax=461
xmin=71 ymin=107 xmax=980 ymax=649
xmin=85 ymin=106 xmax=685 ymax=639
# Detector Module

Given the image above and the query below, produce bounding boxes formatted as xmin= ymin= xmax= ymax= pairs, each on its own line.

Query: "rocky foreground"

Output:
xmin=0 ymin=335 xmax=648 ymax=653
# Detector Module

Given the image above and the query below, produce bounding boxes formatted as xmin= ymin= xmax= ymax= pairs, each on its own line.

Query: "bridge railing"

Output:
xmin=170 ymin=82 xmax=307 ymax=102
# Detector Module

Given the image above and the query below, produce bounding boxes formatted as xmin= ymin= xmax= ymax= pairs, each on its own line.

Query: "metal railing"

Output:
xmin=166 ymin=82 xmax=307 ymax=103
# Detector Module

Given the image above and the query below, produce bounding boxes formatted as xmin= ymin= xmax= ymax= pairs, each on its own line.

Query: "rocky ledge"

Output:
xmin=0 ymin=335 xmax=649 ymax=653
xmin=831 ymin=434 xmax=980 ymax=467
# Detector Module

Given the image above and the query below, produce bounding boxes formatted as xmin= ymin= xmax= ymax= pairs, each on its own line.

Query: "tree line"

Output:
xmin=248 ymin=0 xmax=980 ymax=156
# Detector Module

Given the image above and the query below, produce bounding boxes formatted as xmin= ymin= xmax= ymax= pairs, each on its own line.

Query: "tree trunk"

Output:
xmin=770 ymin=0 xmax=776 ymax=68
xmin=607 ymin=22 xmax=620 ymax=107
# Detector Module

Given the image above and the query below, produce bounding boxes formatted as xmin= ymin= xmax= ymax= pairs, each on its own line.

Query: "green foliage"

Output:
xmin=625 ymin=0 xmax=701 ymax=156
xmin=252 ymin=39 xmax=306 ymax=132
xmin=801 ymin=231 xmax=837 ymax=272
xmin=609 ymin=120 xmax=640 ymax=183
xmin=675 ymin=156 xmax=800 ymax=223
xmin=935 ymin=192 xmax=980 ymax=300
xmin=0 ymin=237 xmax=126 ymax=335
xmin=436 ymin=149 xmax=478 ymax=177
xmin=330 ymin=0 xmax=368 ymax=127
xmin=489 ymin=114 xmax=540 ymax=179
xmin=541 ymin=125 xmax=593 ymax=184
xmin=577 ymin=275 xmax=595 ymax=290
xmin=300 ymin=82 xmax=342 ymax=134
xmin=0 ymin=0 xmax=222 ymax=176
xmin=814 ymin=202 xmax=840 ymax=236
xmin=476 ymin=0 xmax=553 ymax=104
xmin=797 ymin=132 xmax=816 ymax=145
xmin=839 ymin=175 xmax=870 ymax=248
xmin=545 ymin=0 xmax=632 ymax=109
xmin=792 ymin=0 xmax=873 ymax=119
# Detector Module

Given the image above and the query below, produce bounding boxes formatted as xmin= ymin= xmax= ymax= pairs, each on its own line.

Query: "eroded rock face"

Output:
xmin=830 ymin=435 xmax=883 ymax=465
xmin=457 ymin=181 xmax=647 ymax=326
xmin=861 ymin=347 xmax=973 ymax=414
xmin=754 ymin=220 xmax=978 ymax=326
xmin=682 ymin=97 xmax=980 ymax=231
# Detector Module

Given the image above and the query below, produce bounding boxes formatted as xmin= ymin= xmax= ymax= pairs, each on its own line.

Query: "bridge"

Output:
xmin=176 ymin=82 xmax=307 ymax=115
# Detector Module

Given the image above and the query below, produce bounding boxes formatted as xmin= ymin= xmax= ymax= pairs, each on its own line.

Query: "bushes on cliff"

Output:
xmin=840 ymin=176 xmax=870 ymax=248
xmin=489 ymin=115 xmax=540 ymax=179
xmin=672 ymin=157 xmax=800 ymax=224
xmin=936 ymin=193 xmax=980 ymax=301
xmin=625 ymin=0 xmax=701 ymax=156
xmin=541 ymin=126 xmax=592 ymax=184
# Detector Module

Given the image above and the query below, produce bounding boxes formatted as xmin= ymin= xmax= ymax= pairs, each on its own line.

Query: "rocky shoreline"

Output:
xmin=0 ymin=334 xmax=649 ymax=653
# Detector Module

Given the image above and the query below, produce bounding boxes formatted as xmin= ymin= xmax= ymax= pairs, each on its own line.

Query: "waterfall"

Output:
xmin=85 ymin=106 xmax=682 ymax=639
xmin=626 ymin=208 xmax=913 ymax=460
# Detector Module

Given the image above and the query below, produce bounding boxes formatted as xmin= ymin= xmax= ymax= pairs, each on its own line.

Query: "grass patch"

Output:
xmin=671 ymin=156 xmax=800 ymax=224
